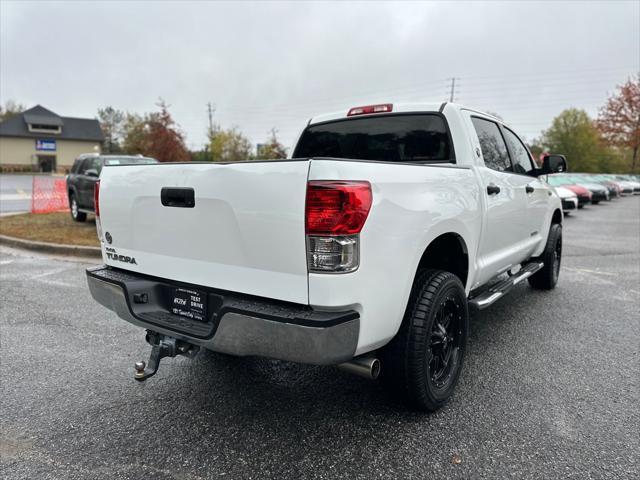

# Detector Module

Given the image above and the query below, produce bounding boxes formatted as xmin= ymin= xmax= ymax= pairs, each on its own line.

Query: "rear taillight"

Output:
xmin=347 ymin=103 xmax=393 ymax=116
xmin=305 ymin=181 xmax=372 ymax=273
xmin=306 ymin=181 xmax=372 ymax=235
xmin=94 ymin=180 xmax=100 ymax=217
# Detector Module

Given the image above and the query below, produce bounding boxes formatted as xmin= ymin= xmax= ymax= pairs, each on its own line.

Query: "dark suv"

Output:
xmin=66 ymin=154 xmax=157 ymax=221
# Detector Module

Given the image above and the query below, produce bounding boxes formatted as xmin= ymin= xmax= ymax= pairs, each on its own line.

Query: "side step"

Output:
xmin=469 ymin=262 xmax=544 ymax=311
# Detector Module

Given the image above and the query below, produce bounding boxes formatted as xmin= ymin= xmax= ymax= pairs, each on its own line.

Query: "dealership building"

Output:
xmin=0 ymin=105 xmax=103 ymax=173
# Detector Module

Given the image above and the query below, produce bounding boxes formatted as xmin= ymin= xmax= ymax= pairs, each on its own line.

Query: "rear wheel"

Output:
xmin=69 ymin=193 xmax=87 ymax=222
xmin=381 ymin=270 xmax=469 ymax=411
xmin=528 ymin=223 xmax=562 ymax=290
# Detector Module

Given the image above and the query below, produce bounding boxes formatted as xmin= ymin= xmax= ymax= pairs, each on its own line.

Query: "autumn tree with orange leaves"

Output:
xmin=597 ymin=76 xmax=640 ymax=173
xmin=144 ymin=100 xmax=190 ymax=162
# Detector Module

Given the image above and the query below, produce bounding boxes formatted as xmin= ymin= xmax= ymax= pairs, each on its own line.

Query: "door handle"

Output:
xmin=525 ymin=185 xmax=535 ymax=194
xmin=487 ymin=184 xmax=501 ymax=195
xmin=161 ymin=187 xmax=195 ymax=208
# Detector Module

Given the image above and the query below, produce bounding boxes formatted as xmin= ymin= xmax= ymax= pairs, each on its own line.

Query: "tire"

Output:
xmin=592 ymin=199 xmax=600 ymax=205
xmin=380 ymin=269 xmax=469 ymax=412
xmin=69 ymin=193 xmax=87 ymax=222
xmin=528 ymin=223 xmax=562 ymax=290
xmin=577 ymin=204 xmax=584 ymax=209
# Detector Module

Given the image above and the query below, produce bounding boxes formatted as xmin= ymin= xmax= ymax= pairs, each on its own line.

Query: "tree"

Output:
xmin=597 ymin=76 xmax=640 ymax=173
xmin=540 ymin=109 xmax=603 ymax=172
xmin=120 ymin=101 xmax=190 ymax=162
xmin=257 ymin=128 xmax=288 ymax=159
xmin=0 ymin=100 xmax=25 ymax=122
xmin=144 ymin=100 xmax=190 ymax=162
xmin=210 ymin=126 xmax=253 ymax=162
xmin=526 ymin=138 xmax=546 ymax=167
xmin=122 ymin=113 xmax=149 ymax=155
xmin=97 ymin=106 xmax=125 ymax=153
xmin=190 ymin=148 xmax=210 ymax=162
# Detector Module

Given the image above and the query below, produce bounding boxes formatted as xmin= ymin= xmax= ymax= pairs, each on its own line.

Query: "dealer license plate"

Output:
xmin=171 ymin=287 xmax=207 ymax=322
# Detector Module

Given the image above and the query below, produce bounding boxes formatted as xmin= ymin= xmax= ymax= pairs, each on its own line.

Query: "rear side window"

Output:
xmin=294 ymin=114 xmax=453 ymax=163
xmin=471 ymin=117 xmax=511 ymax=172
xmin=71 ymin=159 xmax=83 ymax=174
xmin=85 ymin=157 xmax=102 ymax=175
xmin=78 ymin=159 xmax=90 ymax=174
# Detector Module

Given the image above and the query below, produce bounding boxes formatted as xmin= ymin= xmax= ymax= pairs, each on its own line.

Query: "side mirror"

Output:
xmin=542 ymin=154 xmax=568 ymax=174
xmin=85 ymin=169 xmax=99 ymax=178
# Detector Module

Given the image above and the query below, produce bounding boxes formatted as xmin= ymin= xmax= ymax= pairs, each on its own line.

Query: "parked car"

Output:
xmin=554 ymin=186 xmax=579 ymax=213
xmin=87 ymin=102 xmax=567 ymax=411
xmin=560 ymin=175 xmax=609 ymax=203
xmin=66 ymin=154 xmax=158 ymax=221
xmin=575 ymin=174 xmax=620 ymax=198
xmin=546 ymin=175 xmax=592 ymax=207
xmin=612 ymin=175 xmax=640 ymax=195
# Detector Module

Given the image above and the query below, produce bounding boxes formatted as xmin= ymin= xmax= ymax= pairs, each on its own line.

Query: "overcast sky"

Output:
xmin=1 ymin=0 xmax=638 ymax=152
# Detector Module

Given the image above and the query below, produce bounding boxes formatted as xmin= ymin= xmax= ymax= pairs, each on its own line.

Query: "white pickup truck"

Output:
xmin=87 ymin=102 xmax=567 ymax=411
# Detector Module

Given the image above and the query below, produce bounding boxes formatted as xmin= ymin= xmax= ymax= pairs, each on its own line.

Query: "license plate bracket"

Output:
xmin=171 ymin=287 xmax=207 ymax=322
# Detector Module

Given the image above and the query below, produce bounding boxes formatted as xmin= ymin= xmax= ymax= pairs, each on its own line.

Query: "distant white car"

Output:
xmin=554 ymin=186 xmax=578 ymax=213
xmin=613 ymin=176 xmax=640 ymax=195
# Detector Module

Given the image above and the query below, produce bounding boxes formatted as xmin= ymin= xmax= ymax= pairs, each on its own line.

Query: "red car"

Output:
xmin=564 ymin=184 xmax=592 ymax=208
xmin=547 ymin=176 xmax=592 ymax=208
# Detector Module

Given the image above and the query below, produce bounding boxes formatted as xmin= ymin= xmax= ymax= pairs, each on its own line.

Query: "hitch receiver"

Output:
xmin=134 ymin=330 xmax=200 ymax=381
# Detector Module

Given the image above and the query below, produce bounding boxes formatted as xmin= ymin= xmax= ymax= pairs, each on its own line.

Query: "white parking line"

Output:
xmin=0 ymin=194 xmax=30 ymax=201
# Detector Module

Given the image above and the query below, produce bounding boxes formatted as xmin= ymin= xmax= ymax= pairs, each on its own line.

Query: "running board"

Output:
xmin=469 ymin=262 xmax=544 ymax=311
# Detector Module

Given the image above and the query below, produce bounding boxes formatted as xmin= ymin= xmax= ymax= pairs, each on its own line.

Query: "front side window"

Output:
xmin=503 ymin=128 xmax=534 ymax=175
xmin=471 ymin=117 xmax=511 ymax=172
xmin=294 ymin=114 xmax=453 ymax=163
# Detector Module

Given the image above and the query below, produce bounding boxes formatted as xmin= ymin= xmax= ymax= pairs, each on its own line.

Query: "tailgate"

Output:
xmin=98 ymin=160 xmax=310 ymax=304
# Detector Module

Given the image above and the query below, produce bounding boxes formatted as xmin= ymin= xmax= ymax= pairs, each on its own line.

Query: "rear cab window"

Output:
xmin=293 ymin=114 xmax=454 ymax=164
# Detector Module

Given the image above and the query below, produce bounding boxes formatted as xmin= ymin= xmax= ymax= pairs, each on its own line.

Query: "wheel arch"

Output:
xmin=68 ymin=185 xmax=78 ymax=200
xmin=415 ymin=232 xmax=470 ymax=290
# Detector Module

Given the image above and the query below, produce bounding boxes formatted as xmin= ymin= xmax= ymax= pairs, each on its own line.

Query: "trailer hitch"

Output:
xmin=134 ymin=330 xmax=200 ymax=381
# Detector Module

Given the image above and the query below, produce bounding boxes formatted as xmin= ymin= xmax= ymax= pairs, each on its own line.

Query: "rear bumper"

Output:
xmin=86 ymin=266 xmax=359 ymax=365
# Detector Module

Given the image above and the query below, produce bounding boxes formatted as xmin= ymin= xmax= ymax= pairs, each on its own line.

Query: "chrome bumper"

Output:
xmin=86 ymin=267 xmax=359 ymax=365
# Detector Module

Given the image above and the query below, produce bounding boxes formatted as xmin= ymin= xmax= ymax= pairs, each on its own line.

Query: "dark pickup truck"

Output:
xmin=66 ymin=154 xmax=157 ymax=221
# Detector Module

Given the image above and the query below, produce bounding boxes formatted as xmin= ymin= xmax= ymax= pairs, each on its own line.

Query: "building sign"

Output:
xmin=35 ymin=139 xmax=56 ymax=151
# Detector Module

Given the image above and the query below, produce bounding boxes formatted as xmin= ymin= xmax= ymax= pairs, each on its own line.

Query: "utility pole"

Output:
xmin=206 ymin=102 xmax=215 ymax=135
xmin=447 ymin=77 xmax=459 ymax=102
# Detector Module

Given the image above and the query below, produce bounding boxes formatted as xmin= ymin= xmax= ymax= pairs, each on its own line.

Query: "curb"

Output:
xmin=0 ymin=234 xmax=102 ymax=258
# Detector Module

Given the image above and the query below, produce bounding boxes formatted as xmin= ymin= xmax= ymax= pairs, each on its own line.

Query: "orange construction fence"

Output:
xmin=31 ymin=176 xmax=70 ymax=214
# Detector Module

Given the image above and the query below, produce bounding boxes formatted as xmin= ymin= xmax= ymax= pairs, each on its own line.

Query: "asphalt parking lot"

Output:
xmin=1 ymin=198 xmax=639 ymax=480
xmin=0 ymin=174 xmax=33 ymax=214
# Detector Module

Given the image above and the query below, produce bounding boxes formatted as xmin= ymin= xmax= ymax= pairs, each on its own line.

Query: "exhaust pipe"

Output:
xmin=338 ymin=356 xmax=381 ymax=380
